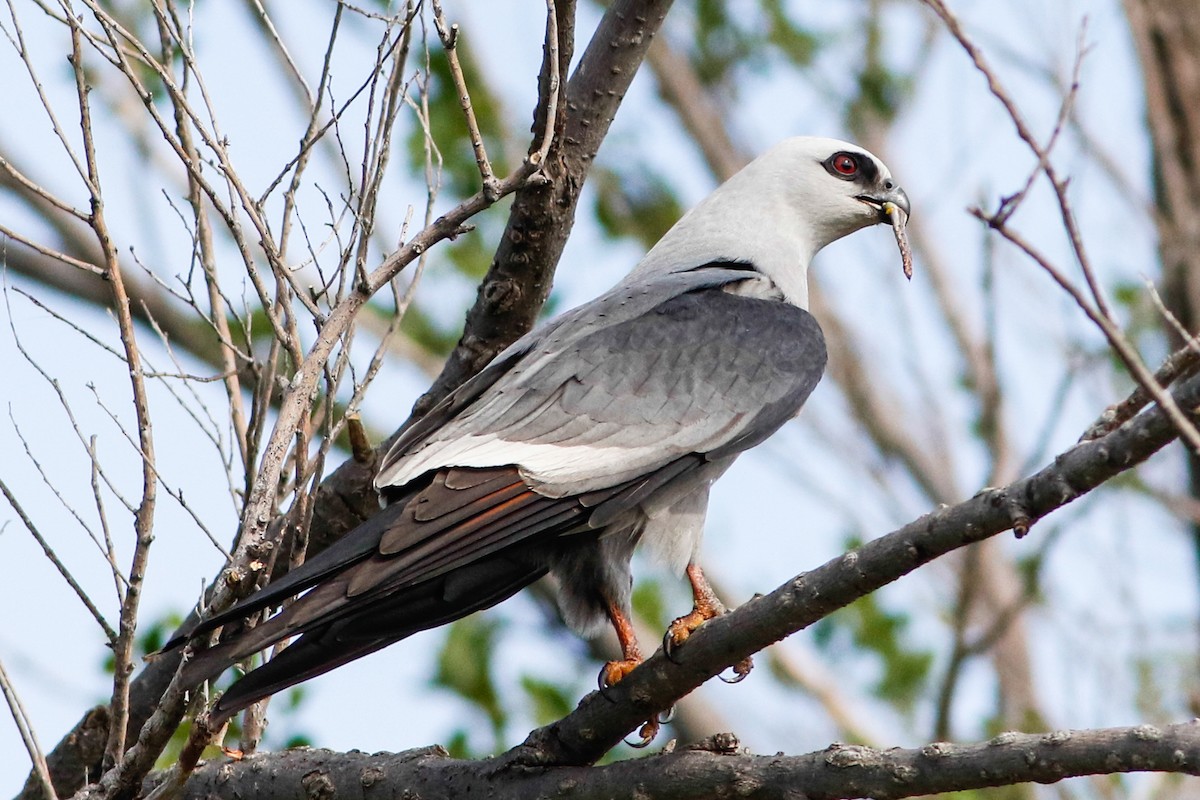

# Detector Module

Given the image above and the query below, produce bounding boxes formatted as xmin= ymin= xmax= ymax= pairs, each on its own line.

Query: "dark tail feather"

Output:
xmin=162 ymin=498 xmax=416 ymax=654
xmin=207 ymin=552 xmax=547 ymax=725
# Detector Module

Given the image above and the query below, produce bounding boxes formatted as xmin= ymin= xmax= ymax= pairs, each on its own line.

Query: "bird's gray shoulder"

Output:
xmin=377 ymin=264 xmax=764 ymax=484
xmin=545 ymin=278 xmax=826 ymax=429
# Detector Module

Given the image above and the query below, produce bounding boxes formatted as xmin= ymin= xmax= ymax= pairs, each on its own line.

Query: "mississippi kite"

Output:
xmin=169 ymin=137 xmax=910 ymax=742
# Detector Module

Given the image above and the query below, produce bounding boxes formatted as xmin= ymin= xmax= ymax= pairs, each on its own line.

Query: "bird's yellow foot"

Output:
xmin=600 ymin=601 xmax=664 ymax=746
xmin=663 ymin=563 xmax=754 ymax=682
xmin=595 ymin=655 xmax=662 ymax=746
xmin=664 ymin=605 xmax=714 ymax=653
xmin=599 ymin=656 xmax=642 ymax=690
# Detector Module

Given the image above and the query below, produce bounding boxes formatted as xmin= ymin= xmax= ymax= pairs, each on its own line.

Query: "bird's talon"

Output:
xmin=662 ymin=628 xmax=683 ymax=663
xmin=597 ymin=670 xmax=619 ymax=703
xmin=719 ymin=656 xmax=754 ymax=684
xmin=664 ymin=608 xmax=707 ymax=661
xmin=625 ymin=719 xmax=659 ymax=748
xmin=599 ymin=657 xmax=641 ymax=696
xmin=657 ymin=705 xmax=676 ymax=724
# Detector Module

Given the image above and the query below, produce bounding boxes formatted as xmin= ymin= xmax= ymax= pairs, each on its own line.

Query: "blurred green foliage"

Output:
xmin=519 ymin=675 xmax=574 ymax=726
xmin=813 ymin=591 xmax=932 ymax=714
xmin=632 ymin=577 xmax=669 ymax=631
xmin=593 ymin=165 xmax=684 ymax=250
xmin=690 ymin=0 xmax=820 ymax=86
xmin=432 ymin=614 xmax=505 ymax=756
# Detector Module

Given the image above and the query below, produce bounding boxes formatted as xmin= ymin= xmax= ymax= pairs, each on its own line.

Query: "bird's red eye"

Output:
xmin=832 ymin=154 xmax=858 ymax=176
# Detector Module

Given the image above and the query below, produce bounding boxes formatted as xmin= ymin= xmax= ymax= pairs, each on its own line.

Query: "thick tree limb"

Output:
xmin=152 ymin=721 xmax=1200 ymax=800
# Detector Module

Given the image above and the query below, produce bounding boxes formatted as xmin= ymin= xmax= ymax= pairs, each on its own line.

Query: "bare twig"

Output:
xmin=922 ymin=1 xmax=1114 ymax=319
xmin=0 ymin=478 xmax=117 ymax=643
xmin=924 ymin=0 xmax=1200 ymax=459
xmin=155 ymin=16 xmax=252 ymax=477
xmin=0 ymin=221 xmax=103 ymax=274
xmin=0 ymin=656 xmax=56 ymax=800
xmin=63 ymin=12 xmax=158 ymax=770
xmin=3 ymin=0 xmax=92 ymax=189
xmin=1082 ymin=338 xmax=1200 ymax=441
xmin=431 ymin=0 xmax=498 ymax=197
xmin=0 ymin=152 xmax=87 ymax=221
xmin=530 ymin=0 xmax=560 ymax=170
xmin=973 ymin=209 xmax=1200 ymax=456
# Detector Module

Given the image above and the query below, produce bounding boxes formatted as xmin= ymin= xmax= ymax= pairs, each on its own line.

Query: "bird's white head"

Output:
xmin=631 ymin=136 xmax=909 ymax=308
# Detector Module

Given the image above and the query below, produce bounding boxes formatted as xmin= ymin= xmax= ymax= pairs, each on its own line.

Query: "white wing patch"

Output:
xmin=377 ymin=434 xmax=691 ymax=497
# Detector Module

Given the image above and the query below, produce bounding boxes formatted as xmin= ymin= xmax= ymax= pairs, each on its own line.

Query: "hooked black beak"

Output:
xmin=856 ymin=181 xmax=910 ymax=223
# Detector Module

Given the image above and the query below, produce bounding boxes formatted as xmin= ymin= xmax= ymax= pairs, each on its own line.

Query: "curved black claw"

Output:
xmin=663 ymin=628 xmax=684 ymax=664
xmin=719 ymin=657 xmax=753 ymax=684
xmin=596 ymin=667 xmax=619 ymax=703
xmin=657 ymin=705 xmax=676 ymax=724
xmin=624 ymin=720 xmax=659 ymax=749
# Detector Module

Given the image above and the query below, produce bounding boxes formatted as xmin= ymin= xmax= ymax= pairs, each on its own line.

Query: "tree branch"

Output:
xmin=410 ymin=0 xmax=672 ymax=417
xmin=133 ymin=362 xmax=1200 ymax=798
xmin=153 ymin=722 xmax=1200 ymax=800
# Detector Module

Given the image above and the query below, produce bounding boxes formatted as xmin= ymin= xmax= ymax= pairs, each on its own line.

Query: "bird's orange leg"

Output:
xmin=664 ymin=563 xmax=753 ymax=682
xmin=600 ymin=602 xmax=644 ymax=688
xmin=599 ymin=602 xmax=660 ymax=746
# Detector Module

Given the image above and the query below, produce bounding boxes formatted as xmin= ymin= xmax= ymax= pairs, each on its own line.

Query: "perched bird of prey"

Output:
xmin=170 ymin=137 xmax=910 ymax=741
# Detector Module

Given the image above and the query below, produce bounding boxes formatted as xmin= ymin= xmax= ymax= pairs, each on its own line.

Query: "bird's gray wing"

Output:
xmin=173 ymin=269 xmax=751 ymax=653
xmin=377 ymin=267 xmax=825 ymax=497
xmin=375 ymin=265 xmax=767 ymax=488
